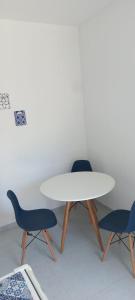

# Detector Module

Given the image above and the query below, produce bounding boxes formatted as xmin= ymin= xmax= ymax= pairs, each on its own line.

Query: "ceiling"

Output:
xmin=0 ymin=0 xmax=113 ymax=25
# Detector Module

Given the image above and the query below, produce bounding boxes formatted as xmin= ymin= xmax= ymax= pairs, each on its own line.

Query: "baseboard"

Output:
xmin=0 ymin=222 xmax=17 ymax=232
xmin=96 ymin=199 xmax=111 ymax=212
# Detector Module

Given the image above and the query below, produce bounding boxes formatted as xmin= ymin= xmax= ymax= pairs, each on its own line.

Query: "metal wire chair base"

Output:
xmin=110 ymin=233 xmax=135 ymax=252
xmin=26 ymin=231 xmax=47 ymax=249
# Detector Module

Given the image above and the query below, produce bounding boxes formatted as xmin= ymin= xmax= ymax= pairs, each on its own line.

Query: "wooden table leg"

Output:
xmin=91 ymin=199 xmax=97 ymax=214
xmin=86 ymin=200 xmax=104 ymax=252
xmin=61 ymin=202 xmax=72 ymax=253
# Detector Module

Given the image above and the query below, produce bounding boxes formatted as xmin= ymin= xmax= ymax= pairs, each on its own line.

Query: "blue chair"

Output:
xmin=7 ymin=190 xmax=57 ymax=264
xmin=71 ymin=160 xmax=96 ymax=211
xmin=99 ymin=202 xmax=135 ymax=277
xmin=71 ymin=160 xmax=93 ymax=172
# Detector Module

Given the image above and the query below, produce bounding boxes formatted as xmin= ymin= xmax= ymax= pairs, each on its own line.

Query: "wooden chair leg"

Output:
xmin=42 ymin=230 xmax=57 ymax=262
xmin=86 ymin=200 xmax=104 ymax=252
xmin=46 ymin=230 xmax=53 ymax=241
xmin=129 ymin=234 xmax=135 ymax=277
xmin=61 ymin=202 xmax=71 ymax=253
xmin=21 ymin=231 xmax=28 ymax=265
xmin=102 ymin=232 xmax=114 ymax=261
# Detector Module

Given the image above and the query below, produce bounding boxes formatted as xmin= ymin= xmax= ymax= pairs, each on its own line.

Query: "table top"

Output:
xmin=40 ymin=172 xmax=115 ymax=202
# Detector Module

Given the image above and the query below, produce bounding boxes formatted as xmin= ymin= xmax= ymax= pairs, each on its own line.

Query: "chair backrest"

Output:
xmin=126 ymin=201 xmax=135 ymax=232
xmin=71 ymin=160 xmax=93 ymax=172
xmin=7 ymin=190 xmax=22 ymax=227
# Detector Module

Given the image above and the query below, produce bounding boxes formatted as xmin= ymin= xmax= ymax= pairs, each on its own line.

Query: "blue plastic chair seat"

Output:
xmin=19 ymin=209 xmax=57 ymax=231
xmin=71 ymin=160 xmax=92 ymax=172
xmin=7 ymin=190 xmax=57 ymax=232
xmin=99 ymin=210 xmax=130 ymax=233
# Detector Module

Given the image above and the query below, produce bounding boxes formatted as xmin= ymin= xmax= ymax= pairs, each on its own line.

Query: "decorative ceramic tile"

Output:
xmin=0 ymin=93 xmax=10 ymax=110
xmin=0 ymin=272 xmax=33 ymax=299
xmin=14 ymin=110 xmax=27 ymax=126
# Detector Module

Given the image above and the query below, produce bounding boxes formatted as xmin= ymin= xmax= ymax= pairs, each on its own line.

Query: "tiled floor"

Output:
xmin=0 ymin=203 xmax=135 ymax=300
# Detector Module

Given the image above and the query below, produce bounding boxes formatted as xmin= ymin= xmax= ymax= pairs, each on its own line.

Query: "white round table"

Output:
xmin=40 ymin=172 xmax=115 ymax=252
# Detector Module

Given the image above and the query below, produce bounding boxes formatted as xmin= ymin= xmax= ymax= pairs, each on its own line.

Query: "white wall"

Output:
xmin=79 ymin=0 xmax=135 ymax=210
xmin=0 ymin=20 xmax=87 ymax=227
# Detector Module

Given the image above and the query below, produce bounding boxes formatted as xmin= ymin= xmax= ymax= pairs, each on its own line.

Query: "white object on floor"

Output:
xmin=40 ymin=171 xmax=115 ymax=202
xmin=0 ymin=264 xmax=48 ymax=300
